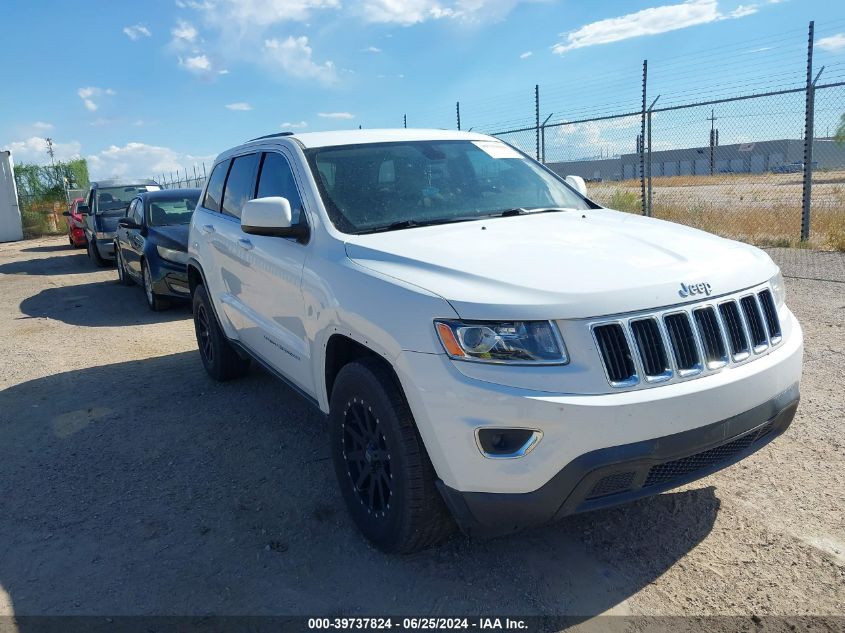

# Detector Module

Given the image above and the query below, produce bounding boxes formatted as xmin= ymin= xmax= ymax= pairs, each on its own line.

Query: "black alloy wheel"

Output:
xmin=343 ymin=398 xmax=393 ymax=517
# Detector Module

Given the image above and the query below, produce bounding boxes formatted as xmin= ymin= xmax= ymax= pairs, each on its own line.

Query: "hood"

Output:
xmin=344 ymin=209 xmax=778 ymax=320
xmin=149 ymin=224 xmax=190 ymax=250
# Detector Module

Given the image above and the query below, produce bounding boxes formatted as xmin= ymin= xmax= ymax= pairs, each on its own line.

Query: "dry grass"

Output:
xmin=21 ymin=201 xmax=65 ymax=239
xmin=587 ymin=173 xmax=845 ymax=251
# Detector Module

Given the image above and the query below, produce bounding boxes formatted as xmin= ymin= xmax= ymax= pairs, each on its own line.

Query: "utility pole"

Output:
xmin=707 ymin=109 xmax=718 ymax=176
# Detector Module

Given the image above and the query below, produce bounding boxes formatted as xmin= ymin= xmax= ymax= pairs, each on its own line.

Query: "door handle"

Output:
xmin=199 ymin=224 xmax=216 ymax=236
xmin=238 ymin=238 xmax=254 ymax=251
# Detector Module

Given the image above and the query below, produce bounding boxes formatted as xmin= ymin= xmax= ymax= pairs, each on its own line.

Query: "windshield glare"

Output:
xmin=306 ymin=140 xmax=589 ymax=234
xmin=97 ymin=185 xmax=160 ymax=213
xmin=148 ymin=196 xmax=197 ymax=226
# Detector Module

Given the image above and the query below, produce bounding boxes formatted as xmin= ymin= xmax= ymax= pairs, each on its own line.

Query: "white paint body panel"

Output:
xmin=189 ymin=129 xmax=803 ymax=495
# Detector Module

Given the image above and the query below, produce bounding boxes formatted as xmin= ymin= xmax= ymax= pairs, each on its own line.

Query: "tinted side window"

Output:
xmin=203 ymin=160 xmax=230 ymax=212
xmin=221 ymin=154 xmax=259 ymax=219
xmin=256 ymin=152 xmax=305 ymax=225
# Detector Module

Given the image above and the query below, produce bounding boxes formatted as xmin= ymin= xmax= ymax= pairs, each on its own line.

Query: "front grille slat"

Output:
xmin=664 ymin=313 xmax=700 ymax=371
xmin=758 ymin=289 xmax=782 ymax=342
xmin=594 ymin=324 xmax=636 ymax=384
xmin=631 ymin=319 xmax=669 ymax=378
xmin=693 ymin=307 xmax=727 ymax=367
xmin=718 ymin=301 xmax=750 ymax=358
xmin=740 ymin=295 xmax=768 ymax=349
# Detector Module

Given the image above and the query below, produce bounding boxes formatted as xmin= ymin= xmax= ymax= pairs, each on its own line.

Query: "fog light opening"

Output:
xmin=476 ymin=428 xmax=543 ymax=459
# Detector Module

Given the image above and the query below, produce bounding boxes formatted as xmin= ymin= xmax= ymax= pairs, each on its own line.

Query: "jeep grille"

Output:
xmin=592 ymin=286 xmax=782 ymax=389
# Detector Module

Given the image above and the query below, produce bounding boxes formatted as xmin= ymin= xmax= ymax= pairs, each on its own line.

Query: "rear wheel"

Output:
xmin=329 ymin=359 xmax=455 ymax=553
xmin=192 ymin=283 xmax=251 ymax=381
xmin=143 ymin=260 xmax=169 ymax=311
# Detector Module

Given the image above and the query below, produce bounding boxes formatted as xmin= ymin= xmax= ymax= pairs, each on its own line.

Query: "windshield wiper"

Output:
xmin=497 ymin=207 xmax=570 ymax=217
xmin=359 ymin=216 xmax=481 ymax=234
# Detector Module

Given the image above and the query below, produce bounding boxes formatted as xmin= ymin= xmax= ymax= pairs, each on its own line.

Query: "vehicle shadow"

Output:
xmin=20 ymin=244 xmax=78 ymax=253
xmin=0 ymin=252 xmax=100 ymax=276
xmin=19 ymin=280 xmax=190 ymax=326
xmin=0 ymin=352 xmax=719 ymax=618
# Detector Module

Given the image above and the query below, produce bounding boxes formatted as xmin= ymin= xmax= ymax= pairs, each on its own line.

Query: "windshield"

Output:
xmin=97 ymin=185 xmax=160 ymax=214
xmin=147 ymin=195 xmax=197 ymax=226
xmin=305 ymin=140 xmax=589 ymax=234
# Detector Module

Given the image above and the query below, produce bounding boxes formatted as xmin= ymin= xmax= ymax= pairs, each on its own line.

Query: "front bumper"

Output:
xmin=150 ymin=257 xmax=190 ymax=299
xmin=437 ymin=383 xmax=798 ymax=537
xmin=396 ymin=312 xmax=802 ymax=495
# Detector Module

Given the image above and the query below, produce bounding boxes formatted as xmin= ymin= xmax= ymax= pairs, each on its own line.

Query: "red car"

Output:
xmin=64 ymin=197 xmax=87 ymax=248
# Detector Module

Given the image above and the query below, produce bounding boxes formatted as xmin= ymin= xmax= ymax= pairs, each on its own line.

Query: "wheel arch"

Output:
xmin=323 ymin=333 xmax=405 ymax=413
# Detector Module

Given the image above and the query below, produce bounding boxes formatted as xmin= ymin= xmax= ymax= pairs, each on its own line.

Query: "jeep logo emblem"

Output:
xmin=679 ymin=282 xmax=712 ymax=298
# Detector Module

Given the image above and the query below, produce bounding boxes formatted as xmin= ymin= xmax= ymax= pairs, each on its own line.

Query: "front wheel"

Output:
xmin=192 ymin=283 xmax=250 ymax=381
xmin=143 ymin=260 xmax=169 ymax=311
xmin=116 ymin=246 xmax=134 ymax=286
xmin=329 ymin=359 xmax=455 ymax=553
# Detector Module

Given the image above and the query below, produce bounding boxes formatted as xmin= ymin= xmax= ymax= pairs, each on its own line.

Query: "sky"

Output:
xmin=1 ymin=0 xmax=844 ymax=179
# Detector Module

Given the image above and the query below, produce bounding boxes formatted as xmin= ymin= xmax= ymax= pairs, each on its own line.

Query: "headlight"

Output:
xmin=770 ymin=271 xmax=786 ymax=307
xmin=156 ymin=245 xmax=189 ymax=265
xmin=434 ymin=320 xmax=568 ymax=365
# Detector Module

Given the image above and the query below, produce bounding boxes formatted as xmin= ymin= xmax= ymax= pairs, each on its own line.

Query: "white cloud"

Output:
xmin=5 ymin=137 xmax=82 ymax=164
xmin=817 ymin=34 xmax=845 ymax=52
xmin=199 ymin=0 xmax=340 ymax=27
xmin=728 ymin=4 xmax=758 ymax=18
xmin=264 ymin=37 xmax=337 ymax=83
xmin=218 ymin=68 xmax=230 ymax=74
xmin=225 ymin=102 xmax=253 ymax=110
xmin=171 ymin=19 xmax=199 ymax=44
xmin=364 ymin=46 xmax=382 ymax=53
xmin=32 ymin=121 xmax=53 ymax=131
xmin=358 ymin=0 xmax=526 ymax=25
xmin=519 ymin=51 xmax=532 ymax=59
xmin=552 ymin=0 xmax=758 ymax=54
xmin=77 ymin=87 xmax=115 ymax=112
xmin=86 ymin=142 xmax=214 ymax=180
xmin=282 ymin=121 xmax=308 ymax=128
xmin=123 ymin=24 xmax=151 ymax=40
xmin=180 ymin=54 xmax=212 ymax=73
xmin=318 ymin=112 xmax=355 ymax=119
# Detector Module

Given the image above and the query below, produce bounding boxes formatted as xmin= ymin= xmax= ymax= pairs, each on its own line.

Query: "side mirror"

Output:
xmin=241 ymin=197 xmax=308 ymax=241
xmin=565 ymin=175 xmax=587 ymax=197
xmin=77 ymin=204 xmax=90 ymax=215
xmin=62 ymin=210 xmax=71 ymax=217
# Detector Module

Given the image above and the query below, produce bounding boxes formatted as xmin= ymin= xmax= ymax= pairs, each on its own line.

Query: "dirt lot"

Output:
xmin=0 ymin=236 xmax=843 ymax=622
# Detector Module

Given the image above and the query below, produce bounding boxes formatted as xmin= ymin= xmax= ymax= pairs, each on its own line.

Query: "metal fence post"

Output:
xmin=456 ymin=102 xmax=461 ymax=130
xmin=535 ymin=84 xmax=540 ymax=161
xmin=647 ymin=95 xmax=660 ymax=217
xmin=801 ymin=21 xmax=815 ymax=242
xmin=403 ymin=114 xmax=407 ymax=129
xmin=540 ymin=113 xmax=553 ymax=164
xmin=640 ymin=60 xmax=648 ymax=216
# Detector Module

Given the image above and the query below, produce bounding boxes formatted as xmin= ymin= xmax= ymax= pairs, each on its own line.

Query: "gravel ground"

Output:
xmin=0 ymin=236 xmax=843 ymax=622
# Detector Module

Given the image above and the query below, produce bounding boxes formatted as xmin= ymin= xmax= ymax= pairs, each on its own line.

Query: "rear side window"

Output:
xmin=203 ymin=160 xmax=230 ymax=212
xmin=222 ymin=154 xmax=259 ymax=219
xmin=256 ymin=152 xmax=305 ymax=225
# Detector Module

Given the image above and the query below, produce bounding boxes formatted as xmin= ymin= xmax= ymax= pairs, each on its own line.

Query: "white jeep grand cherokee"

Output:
xmin=188 ymin=129 xmax=803 ymax=553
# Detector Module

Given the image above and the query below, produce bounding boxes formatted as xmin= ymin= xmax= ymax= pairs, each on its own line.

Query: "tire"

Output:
xmin=142 ymin=259 xmax=169 ymax=311
xmin=329 ymin=359 xmax=455 ymax=553
xmin=88 ymin=238 xmax=109 ymax=268
xmin=116 ymin=247 xmax=134 ymax=286
xmin=68 ymin=234 xmax=74 ymax=247
xmin=192 ymin=283 xmax=251 ymax=381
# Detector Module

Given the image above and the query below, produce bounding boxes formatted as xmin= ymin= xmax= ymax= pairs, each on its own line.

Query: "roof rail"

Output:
xmin=248 ymin=131 xmax=294 ymax=142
